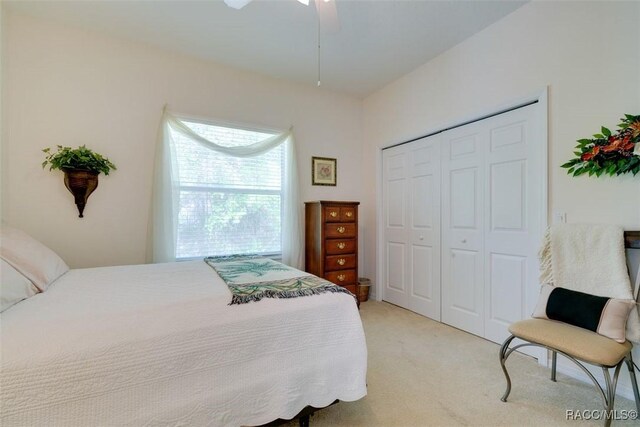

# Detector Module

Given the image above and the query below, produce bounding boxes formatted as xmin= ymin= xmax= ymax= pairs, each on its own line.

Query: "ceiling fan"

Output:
xmin=223 ymin=0 xmax=340 ymax=33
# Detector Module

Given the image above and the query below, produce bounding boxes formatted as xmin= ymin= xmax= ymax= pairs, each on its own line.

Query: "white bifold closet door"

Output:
xmin=382 ymin=135 xmax=441 ymax=320
xmin=441 ymin=103 xmax=544 ymax=344
xmin=381 ymin=102 xmax=545 ymax=347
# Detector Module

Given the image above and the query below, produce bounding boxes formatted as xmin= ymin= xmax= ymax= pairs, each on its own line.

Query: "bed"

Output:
xmin=1 ymin=239 xmax=367 ymax=426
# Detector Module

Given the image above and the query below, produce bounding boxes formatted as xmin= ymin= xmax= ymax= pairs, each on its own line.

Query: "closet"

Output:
xmin=381 ymin=103 xmax=546 ymax=345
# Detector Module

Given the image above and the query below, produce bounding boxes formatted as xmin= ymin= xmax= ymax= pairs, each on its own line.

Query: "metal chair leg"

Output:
xmin=626 ymin=353 xmax=640 ymax=412
xmin=499 ymin=338 xmax=617 ymax=408
xmin=602 ymin=368 xmax=613 ymax=427
xmin=551 ymin=351 xmax=557 ymax=382
xmin=499 ymin=336 xmax=636 ymax=427
xmin=601 ymin=362 xmax=623 ymax=427
xmin=499 ymin=335 xmax=516 ymax=402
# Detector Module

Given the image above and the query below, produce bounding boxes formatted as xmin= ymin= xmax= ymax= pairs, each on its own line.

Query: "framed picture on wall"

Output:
xmin=312 ymin=156 xmax=337 ymax=186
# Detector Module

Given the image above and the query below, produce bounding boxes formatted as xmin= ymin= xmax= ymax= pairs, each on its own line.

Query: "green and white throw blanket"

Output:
xmin=205 ymin=254 xmax=354 ymax=305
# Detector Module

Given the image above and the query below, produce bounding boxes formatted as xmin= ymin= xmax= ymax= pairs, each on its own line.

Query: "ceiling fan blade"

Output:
xmin=315 ymin=0 xmax=340 ymax=33
xmin=224 ymin=0 xmax=254 ymax=10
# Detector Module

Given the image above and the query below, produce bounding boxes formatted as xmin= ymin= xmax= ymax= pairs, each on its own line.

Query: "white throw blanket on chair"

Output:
xmin=539 ymin=223 xmax=640 ymax=343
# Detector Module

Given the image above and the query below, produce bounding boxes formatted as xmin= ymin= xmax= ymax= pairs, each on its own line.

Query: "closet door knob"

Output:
xmin=419 ymin=236 xmax=424 ymax=241
xmin=461 ymin=239 xmax=467 ymax=243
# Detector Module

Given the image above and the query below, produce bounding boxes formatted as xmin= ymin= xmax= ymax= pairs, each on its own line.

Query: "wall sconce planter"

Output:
xmin=63 ymin=168 xmax=99 ymax=218
xmin=42 ymin=145 xmax=116 ymax=218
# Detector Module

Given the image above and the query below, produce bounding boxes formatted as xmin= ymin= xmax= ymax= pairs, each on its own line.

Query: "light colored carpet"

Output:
xmin=288 ymin=301 xmax=638 ymax=426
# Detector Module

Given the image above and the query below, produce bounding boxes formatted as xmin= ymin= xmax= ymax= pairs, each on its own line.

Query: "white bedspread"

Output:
xmin=0 ymin=261 xmax=367 ymax=426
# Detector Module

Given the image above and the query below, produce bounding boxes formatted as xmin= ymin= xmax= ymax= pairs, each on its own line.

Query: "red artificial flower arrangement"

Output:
xmin=562 ymin=114 xmax=640 ymax=177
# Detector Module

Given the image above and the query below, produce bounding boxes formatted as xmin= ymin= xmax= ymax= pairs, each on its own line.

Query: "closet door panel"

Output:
xmin=490 ymin=160 xmax=526 ymax=232
xmin=483 ymin=104 xmax=543 ymax=346
xmin=387 ymin=242 xmax=406 ymax=292
xmin=408 ymin=138 xmax=441 ymax=320
xmin=382 ymin=136 xmax=441 ymax=318
xmin=411 ymin=246 xmax=433 ymax=299
xmin=441 ymin=124 xmax=485 ymax=336
xmin=382 ymin=148 xmax=409 ymax=307
xmin=450 ymin=168 xmax=477 ymax=228
xmin=450 ymin=249 xmax=480 ymax=313
xmin=488 ymin=253 xmax=526 ymax=325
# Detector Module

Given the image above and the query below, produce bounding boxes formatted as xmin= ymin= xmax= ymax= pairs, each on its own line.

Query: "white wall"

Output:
xmin=362 ymin=1 xmax=640 ymax=290
xmin=3 ymin=2 xmax=640 ymax=278
xmin=1 ymin=11 xmax=363 ymax=268
xmin=0 ymin=3 xmax=4 ymax=220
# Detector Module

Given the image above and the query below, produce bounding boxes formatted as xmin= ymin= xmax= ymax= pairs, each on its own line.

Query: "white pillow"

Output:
xmin=1 ymin=259 xmax=39 ymax=312
xmin=0 ymin=225 xmax=69 ymax=291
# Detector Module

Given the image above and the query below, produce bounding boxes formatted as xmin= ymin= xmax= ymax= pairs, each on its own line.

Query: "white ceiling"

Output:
xmin=5 ymin=0 xmax=527 ymax=97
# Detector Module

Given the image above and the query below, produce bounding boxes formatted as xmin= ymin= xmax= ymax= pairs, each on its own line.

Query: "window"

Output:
xmin=171 ymin=120 xmax=284 ymax=259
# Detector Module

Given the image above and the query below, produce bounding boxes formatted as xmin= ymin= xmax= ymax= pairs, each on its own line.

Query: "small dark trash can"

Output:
xmin=357 ymin=278 xmax=371 ymax=303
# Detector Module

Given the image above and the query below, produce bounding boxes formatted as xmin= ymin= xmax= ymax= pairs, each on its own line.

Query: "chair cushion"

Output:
xmin=509 ymin=318 xmax=632 ymax=367
xmin=532 ymin=284 xmax=636 ymax=343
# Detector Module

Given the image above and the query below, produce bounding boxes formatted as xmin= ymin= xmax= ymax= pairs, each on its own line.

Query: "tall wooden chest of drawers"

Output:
xmin=304 ymin=201 xmax=359 ymax=293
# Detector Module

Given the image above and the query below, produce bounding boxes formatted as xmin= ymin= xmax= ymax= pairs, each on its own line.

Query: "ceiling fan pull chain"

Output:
xmin=317 ymin=16 xmax=321 ymax=87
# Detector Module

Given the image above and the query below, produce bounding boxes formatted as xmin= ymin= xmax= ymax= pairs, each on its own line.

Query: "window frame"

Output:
xmin=171 ymin=114 xmax=287 ymax=261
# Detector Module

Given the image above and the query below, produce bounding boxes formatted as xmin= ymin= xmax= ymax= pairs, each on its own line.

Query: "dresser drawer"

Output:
xmin=325 ymin=254 xmax=356 ymax=271
xmin=325 ymin=238 xmax=356 ymax=255
xmin=325 ymin=206 xmax=356 ymax=222
xmin=324 ymin=269 xmax=356 ymax=285
xmin=324 ymin=206 xmax=341 ymax=222
xmin=340 ymin=207 xmax=356 ymax=222
xmin=325 ymin=223 xmax=356 ymax=238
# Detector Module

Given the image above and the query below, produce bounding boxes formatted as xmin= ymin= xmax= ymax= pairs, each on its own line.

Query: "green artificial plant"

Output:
xmin=561 ymin=114 xmax=640 ymax=177
xmin=42 ymin=145 xmax=117 ymax=175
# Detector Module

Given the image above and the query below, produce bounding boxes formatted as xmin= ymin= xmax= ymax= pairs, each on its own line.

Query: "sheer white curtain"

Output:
xmin=148 ymin=109 xmax=303 ymax=269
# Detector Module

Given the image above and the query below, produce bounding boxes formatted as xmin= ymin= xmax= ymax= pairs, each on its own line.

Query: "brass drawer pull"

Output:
xmin=330 ymin=211 xmax=338 ymax=218
xmin=337 ymin=242 xmax=346 ymax=249
xmin=337 ymin=226 xmax=345 ymax=234
xmin=337 ymin=274 xmax=346 ymax=282
xmin=337 ymin=258 xmax=346 ymax=266
xmin=346 ymin=211 xmax=353 ymax=218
